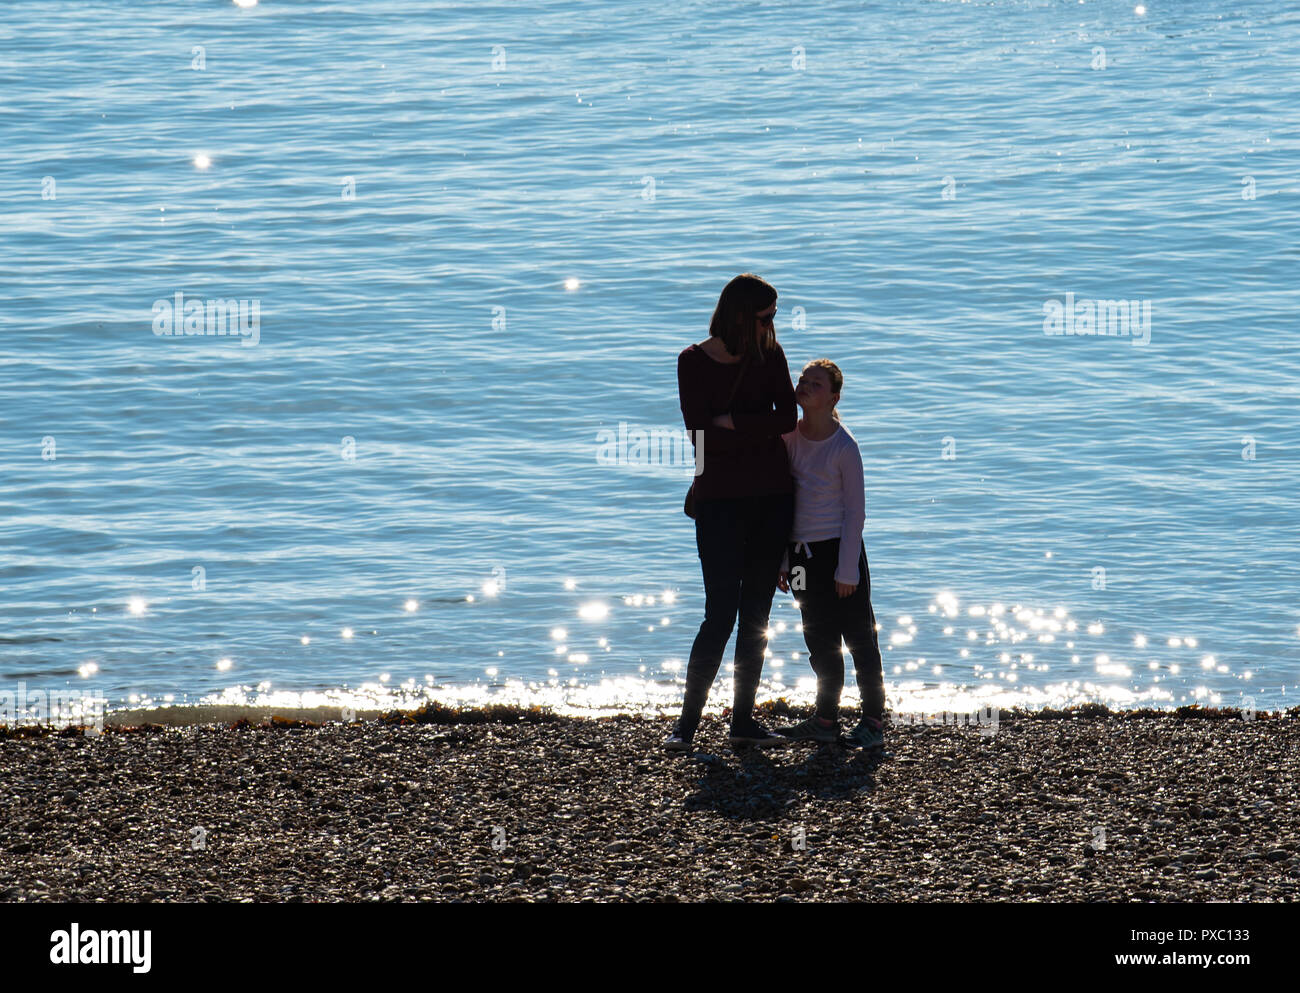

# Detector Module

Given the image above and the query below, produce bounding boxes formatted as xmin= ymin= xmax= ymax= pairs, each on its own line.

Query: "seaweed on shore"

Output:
xmin=1031 ymin=703 xmax=1112 ymax=720
xmin=270 ymin=715 xmax=321 ymax=729
xmin=375 ymin=701 xmax=563 ymax=727
xmin=0 ymin=700 xmax=1292 ymax=742
xmin=0 ymin=721 xmax=165 ymax=740
xmin=758 ymin=699 xmax=1292 ymax=726
xmin=0 ymin=724 xmax=52 ymax=740
xmin=754 ymin=699 xmax=807 ymax=719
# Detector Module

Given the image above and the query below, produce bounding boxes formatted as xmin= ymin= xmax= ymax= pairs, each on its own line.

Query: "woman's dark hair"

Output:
xmin=708 ymin=273 xmax=777 ymax=362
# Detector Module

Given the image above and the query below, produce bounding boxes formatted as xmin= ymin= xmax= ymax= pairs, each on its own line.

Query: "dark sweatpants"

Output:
xmin=787 ymin=536 xmax=885 ymax=720
xmin=678 ymin=491 xmax=794 ymax=737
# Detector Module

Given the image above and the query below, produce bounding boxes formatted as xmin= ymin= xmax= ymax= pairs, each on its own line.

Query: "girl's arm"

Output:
xmin=729 ymin=346 xmax=797 ymax=437
xmin=834 ymin=439 xmax=867 ymax=586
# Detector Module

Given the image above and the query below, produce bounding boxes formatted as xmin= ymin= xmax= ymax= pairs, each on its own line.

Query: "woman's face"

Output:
xmin=753 ymin=303 xmax=777 ymax=341
xmin=795 ymin=366 xmax=836 ymax=413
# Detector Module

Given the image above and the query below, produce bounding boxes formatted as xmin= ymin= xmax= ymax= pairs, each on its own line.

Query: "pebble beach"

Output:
xmin=2 ymin=704 xmax=1298 ymax=903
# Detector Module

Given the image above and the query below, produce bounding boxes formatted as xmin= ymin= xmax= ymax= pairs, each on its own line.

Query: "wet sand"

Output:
xmin=1 ymin=704 xmax=1297 ymax=902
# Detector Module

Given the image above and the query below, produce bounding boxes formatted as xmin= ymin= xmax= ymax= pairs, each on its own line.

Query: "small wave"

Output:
xmin=3 ymin=668 xmax=81 ymax=679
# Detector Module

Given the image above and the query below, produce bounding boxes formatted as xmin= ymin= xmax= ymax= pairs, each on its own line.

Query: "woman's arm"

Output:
xmin=678 ymin=351 xmax=713 ymax=433
xmin=679 ymin=351 xmax=749 ymax=460
xmin=729 ymin=346 xmax=797 ymax=437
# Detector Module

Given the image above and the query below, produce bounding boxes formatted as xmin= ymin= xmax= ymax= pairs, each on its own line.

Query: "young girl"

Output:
xmin=775 ymin=359 xmax=886 ymax=750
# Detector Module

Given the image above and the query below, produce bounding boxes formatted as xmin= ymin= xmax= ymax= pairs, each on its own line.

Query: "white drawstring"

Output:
xmin=794 ymin=539 xmax=812 ymax=559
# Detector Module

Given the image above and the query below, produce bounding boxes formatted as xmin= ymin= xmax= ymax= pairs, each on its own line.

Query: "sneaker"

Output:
xmin=727 ymin=717 xmax=788 ymax=749
xmin=844 ymin=716 xmax=884 ymax=751
xmin=663 ymin=720 xmax=693 ymax=753
xmin=775 ymin=715 xmax=839 ymax=743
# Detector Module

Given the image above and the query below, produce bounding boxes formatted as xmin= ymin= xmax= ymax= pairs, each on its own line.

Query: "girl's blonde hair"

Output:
xmin=803 ymin=358 xmax=843 ymax=421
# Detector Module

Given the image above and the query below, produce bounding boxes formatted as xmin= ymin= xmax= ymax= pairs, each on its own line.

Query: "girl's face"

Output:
xmin=794 ymin=366 xmax=837 ymax=414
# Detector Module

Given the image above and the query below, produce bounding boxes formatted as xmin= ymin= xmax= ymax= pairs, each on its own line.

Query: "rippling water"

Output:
xmin=2 ymin=0 xmax=1298 ymax=722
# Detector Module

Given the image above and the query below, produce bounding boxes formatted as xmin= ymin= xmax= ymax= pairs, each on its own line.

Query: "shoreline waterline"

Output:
xmin=1 ymin=698 xmax=1293 ymax=736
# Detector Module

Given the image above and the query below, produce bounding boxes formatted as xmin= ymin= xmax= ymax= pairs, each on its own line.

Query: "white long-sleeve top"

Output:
xmin=779 ymin=420 xmax=866 ymax=585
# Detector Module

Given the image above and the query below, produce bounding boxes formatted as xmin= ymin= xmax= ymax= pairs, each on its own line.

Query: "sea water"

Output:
xmin=1 ymin=0 xmax=1298 ymax=722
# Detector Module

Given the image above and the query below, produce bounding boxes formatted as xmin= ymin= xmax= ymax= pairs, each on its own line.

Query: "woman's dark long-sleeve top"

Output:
xmin=678 ymin=341 xmax=797 ymax=501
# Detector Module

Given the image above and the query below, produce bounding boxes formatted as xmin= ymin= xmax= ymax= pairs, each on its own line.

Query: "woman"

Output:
xmin=664 ymin=273 xmax=796 ymax=752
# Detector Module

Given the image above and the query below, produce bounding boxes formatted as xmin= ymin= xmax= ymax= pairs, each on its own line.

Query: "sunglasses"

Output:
xmin=755 ymin=308 xmax=777 ymax=326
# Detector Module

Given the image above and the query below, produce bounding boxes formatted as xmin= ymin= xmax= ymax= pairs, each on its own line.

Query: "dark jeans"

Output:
xmin=788 ymin=536 xmax=885 ymax=720
xmin=678 ymin=491 xmax=794 ymax=736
